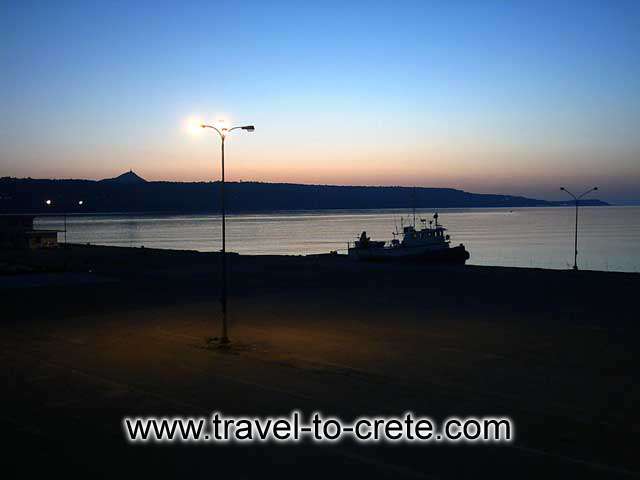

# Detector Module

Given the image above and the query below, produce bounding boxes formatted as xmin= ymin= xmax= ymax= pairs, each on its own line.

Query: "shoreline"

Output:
xmin=21 ymin=206 xmax=638 ymax=273
xmin=2 ymin=243 xmax=638 ymax=277
xmin=9 ymin=203 xmax=617 ymax=217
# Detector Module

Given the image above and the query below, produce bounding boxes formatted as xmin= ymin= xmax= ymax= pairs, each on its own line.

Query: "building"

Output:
xmin=0 ymin=215 xmax=59 ymax=249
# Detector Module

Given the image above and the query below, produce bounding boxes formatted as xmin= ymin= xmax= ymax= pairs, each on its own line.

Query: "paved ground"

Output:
xmin=1 ymin=246 xmax=638 ymax=478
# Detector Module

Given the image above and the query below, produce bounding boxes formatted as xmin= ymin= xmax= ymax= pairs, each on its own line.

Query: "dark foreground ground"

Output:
xmin=1 ymin=245 xmax=638 ymax=479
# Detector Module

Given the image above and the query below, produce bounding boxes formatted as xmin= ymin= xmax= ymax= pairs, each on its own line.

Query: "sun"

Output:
xmin=184 ymin=115 xmax=204 ymax=136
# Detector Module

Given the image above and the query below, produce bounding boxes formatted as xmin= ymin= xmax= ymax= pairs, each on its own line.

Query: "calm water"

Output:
xmin=36 ymin=206 xmax=640 ymax=273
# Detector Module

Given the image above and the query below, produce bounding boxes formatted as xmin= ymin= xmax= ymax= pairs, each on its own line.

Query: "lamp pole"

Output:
xmin=560 ymin=186 xmax=598 ymax=271
xmin=45 ymin=198 xmax=84 ymax=265
xmin=44 ymin=198 xmax=60 ymax=240
xmin=201 ymin=123 xmax=255 ymax=344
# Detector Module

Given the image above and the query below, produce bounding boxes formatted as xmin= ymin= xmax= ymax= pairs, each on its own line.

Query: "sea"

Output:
xmin=35 ymin=206 xmax=640 ymax=273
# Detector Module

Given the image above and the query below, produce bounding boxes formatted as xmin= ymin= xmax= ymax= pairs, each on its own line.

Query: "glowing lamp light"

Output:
xmin=45 ymin=199 xmax=52 ymax=205
xmin=184 ymin=116 xmax=205 ymax=136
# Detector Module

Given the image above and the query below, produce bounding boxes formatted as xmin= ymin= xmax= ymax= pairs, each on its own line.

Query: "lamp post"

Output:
xmin=45 ymin=199 xmax=85 ymax=244
xmin=45 ymin=199 xmax=84 ymax=267
xmin=201 ymin=122 xmax=255 ymax=344
xmin=560 ymin=186 xmax=598 ymax=271
xmin=44 ymin=199 xmax=65 ymax=243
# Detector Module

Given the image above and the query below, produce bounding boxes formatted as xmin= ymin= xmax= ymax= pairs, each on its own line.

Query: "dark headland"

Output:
xmin=1 ymin=244 xmax=636 ymax=478
xmin=0 ymin=172 xmax=608 ymax=214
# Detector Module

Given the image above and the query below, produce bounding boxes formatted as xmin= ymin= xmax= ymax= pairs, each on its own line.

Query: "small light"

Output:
xmin=45 ymin=199 xmax=52 ymax=205
xmin=78 ymin=200 xmax=84 ymax=205
xmin=184 ymin=116 xmax=204 ymax=135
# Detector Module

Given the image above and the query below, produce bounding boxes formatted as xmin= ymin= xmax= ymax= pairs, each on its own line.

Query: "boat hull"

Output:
xmin=348 ymin=244 xmax=470 ymax=264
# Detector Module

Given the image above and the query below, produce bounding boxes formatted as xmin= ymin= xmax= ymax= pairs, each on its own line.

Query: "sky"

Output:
xmin=1 ymin=0 xmax=639 ymax=203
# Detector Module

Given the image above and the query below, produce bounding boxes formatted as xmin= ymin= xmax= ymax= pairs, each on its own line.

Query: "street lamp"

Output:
xmin=45 ymin=198 xmax=85 ymax=245
xmin=560 ymin=186 xmax=598 ymax=270
xmin=201 ymin=122 xmax=255 ymax=344
xmin=44 ymin=199 xmax=66 ymax=244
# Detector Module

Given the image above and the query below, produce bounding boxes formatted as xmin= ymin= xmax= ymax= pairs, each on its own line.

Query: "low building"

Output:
xmin=0 ymin=215 xmax=59 ymax=249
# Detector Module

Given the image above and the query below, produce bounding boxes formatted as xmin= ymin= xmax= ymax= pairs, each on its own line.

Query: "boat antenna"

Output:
xmin=434 ymin=212 xmax=439 ymax=228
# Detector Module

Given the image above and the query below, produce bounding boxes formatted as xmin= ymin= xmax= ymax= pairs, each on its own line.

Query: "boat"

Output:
xmin=347 ymin=213 xmax=470 ymax=263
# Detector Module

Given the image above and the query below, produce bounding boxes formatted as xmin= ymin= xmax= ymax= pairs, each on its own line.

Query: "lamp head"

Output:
xmin=560 ymin=187 xmax=565 ymax=191
xmin=242 ymin=125 xmax=255 ymax=132
xmin=593 ymin=186 xmax=598 ymax=191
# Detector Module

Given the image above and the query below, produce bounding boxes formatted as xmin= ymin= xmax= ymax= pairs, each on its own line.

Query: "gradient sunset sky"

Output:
xmin=2 ymin=1 xmax=639 ymax=202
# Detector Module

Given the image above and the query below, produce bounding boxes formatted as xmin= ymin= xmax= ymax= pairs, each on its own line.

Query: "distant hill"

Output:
xmin=0 ymin=173 xmax=609 ymax=214
xmin=100 ymin=170 xmax=147 ymax=184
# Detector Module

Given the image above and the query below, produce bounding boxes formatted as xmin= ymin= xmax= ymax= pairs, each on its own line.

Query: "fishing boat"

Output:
xmin=347 ymin=213 xmax=470 ymax=263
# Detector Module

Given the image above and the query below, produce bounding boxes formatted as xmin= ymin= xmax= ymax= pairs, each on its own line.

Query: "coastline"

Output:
xmin=23 ymin=205 xmax=640 ymax=274
xmin=2 ymin=242 xmax=639 ymax=277
xmin=0 ymin=175 xmax=609 ymax=216
xmin=4 ymin=203 xmax=614 ymax=217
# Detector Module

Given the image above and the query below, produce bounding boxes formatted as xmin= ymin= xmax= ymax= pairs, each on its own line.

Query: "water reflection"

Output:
xmin=35 ymin=207 xmax=640 ymax=272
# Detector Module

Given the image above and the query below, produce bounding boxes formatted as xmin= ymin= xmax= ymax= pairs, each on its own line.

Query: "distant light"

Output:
xmin=45 ymin=199 xmax=52 ymax=205
xmin=184 ymin=116 xmax=204 ymax=136
xmin=78 ymin=200 xmax=84 ymax=205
